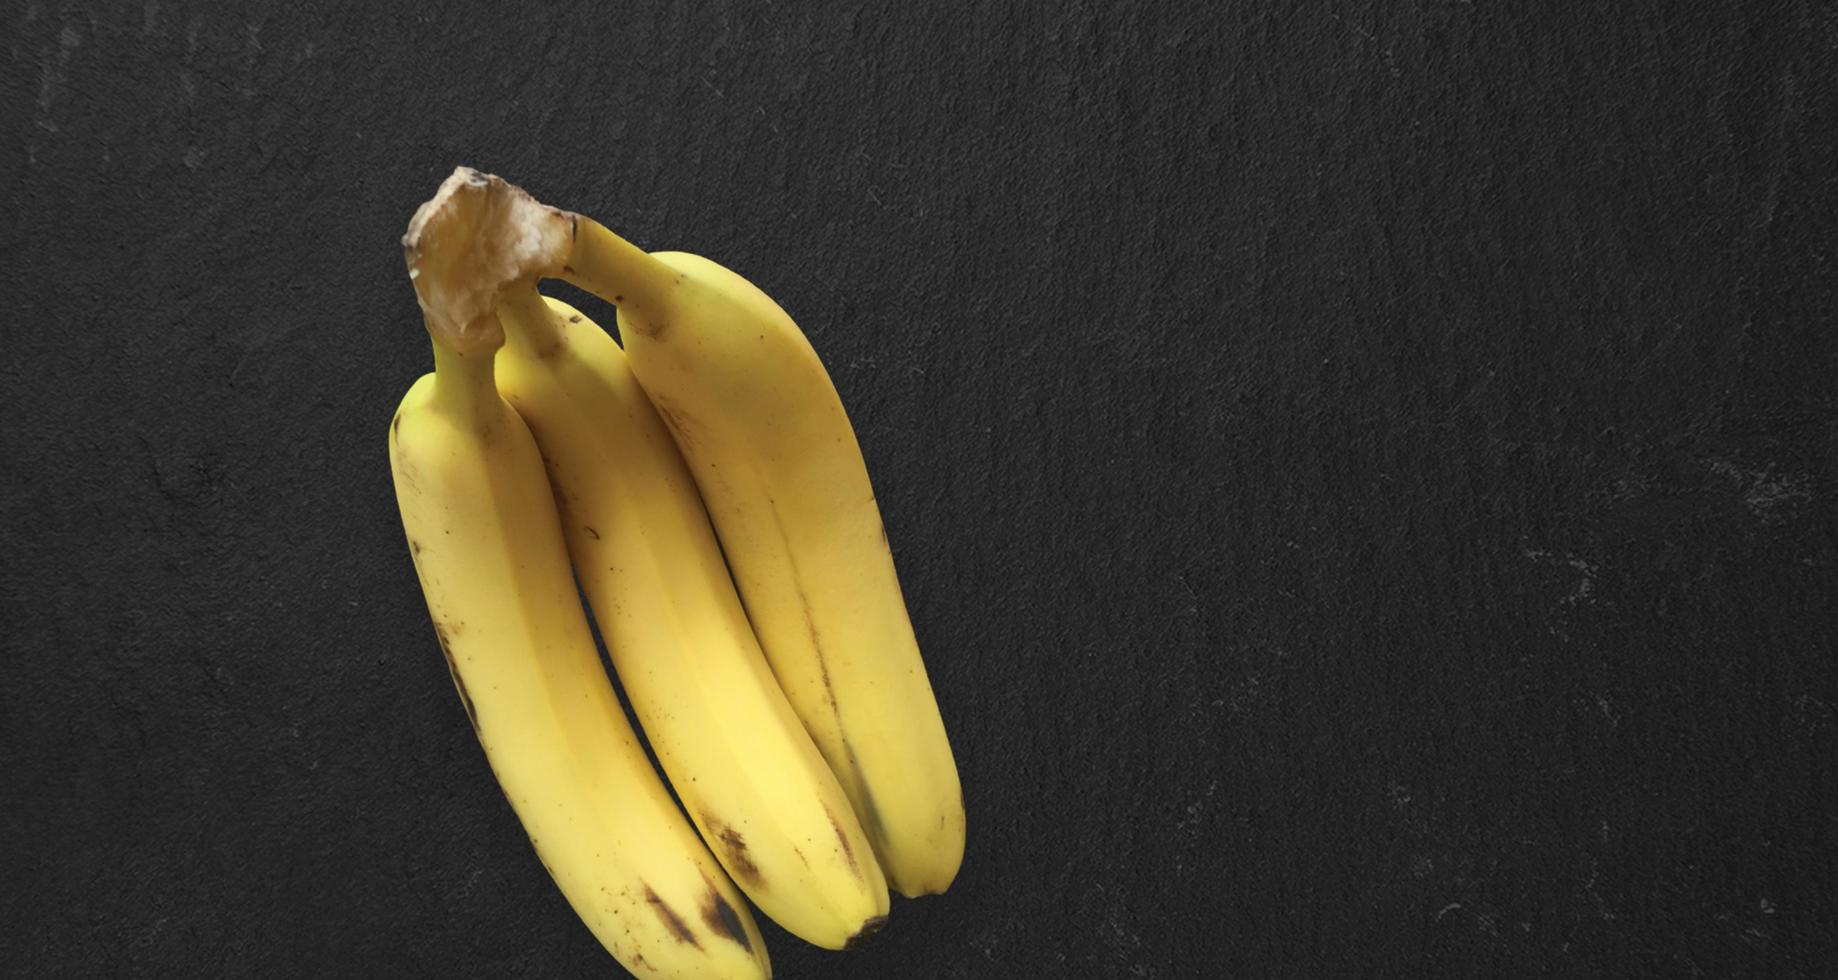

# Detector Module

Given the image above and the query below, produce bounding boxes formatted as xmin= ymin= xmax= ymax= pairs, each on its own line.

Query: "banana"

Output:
xmin=390 ymin=169 xmax=770 ymax=980
xmin=552 ymin=212 xmax=966 ymax=898
xmin=492 ymin=282 xmax=890 ymax=949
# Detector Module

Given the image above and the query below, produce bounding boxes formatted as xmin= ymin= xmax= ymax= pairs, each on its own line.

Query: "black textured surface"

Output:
xmin=5 ymin=1 xmax=1837 ymax=976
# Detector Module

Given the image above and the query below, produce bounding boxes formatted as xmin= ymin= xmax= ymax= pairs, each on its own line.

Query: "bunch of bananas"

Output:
xmin=388 ymin=168 xmax=964 ymax=978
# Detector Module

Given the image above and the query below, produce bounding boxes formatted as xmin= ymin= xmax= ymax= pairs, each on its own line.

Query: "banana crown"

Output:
xmin=402 ymin=166 xmax=572 ymax=355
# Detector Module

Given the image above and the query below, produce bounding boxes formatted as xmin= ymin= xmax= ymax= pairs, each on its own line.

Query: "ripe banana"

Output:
xmin=554 ymin=212 xmax=966 ymax=898
xmin=390 ymin=170 xmax=770 ymax=980
xmin=493 ymin=282 xmax=890 ymax=949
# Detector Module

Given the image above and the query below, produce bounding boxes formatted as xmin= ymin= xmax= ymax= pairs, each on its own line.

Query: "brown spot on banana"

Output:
xmin=766 ymin=501 xmax=883 ymax=864
xmin=841 ymin=740 xmax=890 ymax=852
xmin=651 ymin=400 xmax=692 ymax=451
xmin=543 ymin=467 xmax=571 ymax=511
xmin=703 ymin=816 xmax=763 ymax=887
xmin=767 ymin=500 xmax=841 ymax=720
xmin=410 ymin=539 xmax=422 ymax=555
xmin=392 ymin=452 xmax=422 ymax=492
xmin=642 ymin=885 xmax=702 ymax=948
xmin=568 ymin=314 xmax=582 ymax=323
xmin=700 ymin=885 xmax=753 ymax=952
xmin=583 ymin=525 xmax=600 ymax=540
xmin=803 ymin=600 xmax=836 ymax=714
xmin=825 ymin=802 xmax=861 ymax=875
xmin=433 ymin=623 xmax=478 ymax=733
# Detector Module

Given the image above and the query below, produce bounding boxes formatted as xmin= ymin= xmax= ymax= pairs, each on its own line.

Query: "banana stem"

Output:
xmin=561 ymin=217 xmax=675 ymax=331
xmin=497 ymin=282 xmax=564 ymax=358
xmin=430 ymin=334 xmax=499 ymax=423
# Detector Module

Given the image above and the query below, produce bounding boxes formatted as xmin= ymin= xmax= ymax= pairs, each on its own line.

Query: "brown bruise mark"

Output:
xmin=703 ymin=816 xmax=762 ymax=887
xmin=543 ymin=466 xmax=574 ymax=517
xmin=825 ymin=802 xmax=861 ymax=876
xmin=764 ymin=494 xmax=885 ymax=870
xmin=767 ymin=500 xmax=882 ymax=866
xmin=434 ymin=622 xmax=479 ymax=733
xmin=764 ymin=498 xmax=840 ymax=721
xmin=568 ymin=314 xmax=582 ymax=323
xmin=583 ymin=525 xmax=600 ymax=540
xmin=613 ymin=294 xmax=625 ymax=303
xmin=699 ymin=883 xmax=753 ymax=953
xmin=844 ymin=915 xmax=888 ymax=951
xmin=562 ymin=263 xmax=576 ymax=275
xmin=410 ymin=539 xmax=423 ymax=555
xmin=652 ymin=400 xmax=693 ymax=452
xmin=803 ymin=600 xmax=835 ymax=713
xmin=842 ymin=740 xmax=890 ymax=854
xmin=392 ymin=444 xmax=423 ymax=492
xmin=641 ymin=317 xmax=670 ymax=340
xmin=642 ymin=885 xmax=702 ymax=948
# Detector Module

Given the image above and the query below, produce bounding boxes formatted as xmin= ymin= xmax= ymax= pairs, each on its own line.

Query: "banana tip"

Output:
xmin=843 ymin=915 xmax=889 ymax=951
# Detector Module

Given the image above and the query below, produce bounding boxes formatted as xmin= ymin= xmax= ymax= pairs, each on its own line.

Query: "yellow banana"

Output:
xmin=389 ymin=169 xmax=770 ymax=979
xmin=493 ymin=283 xmax=890 ymax=949
xmin=553 ymin=214 xmax=966 ymax=898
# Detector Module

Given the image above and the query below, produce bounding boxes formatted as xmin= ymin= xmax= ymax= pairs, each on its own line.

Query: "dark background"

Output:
xmin=4 ymin=1 xmax=1835 ymax=976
